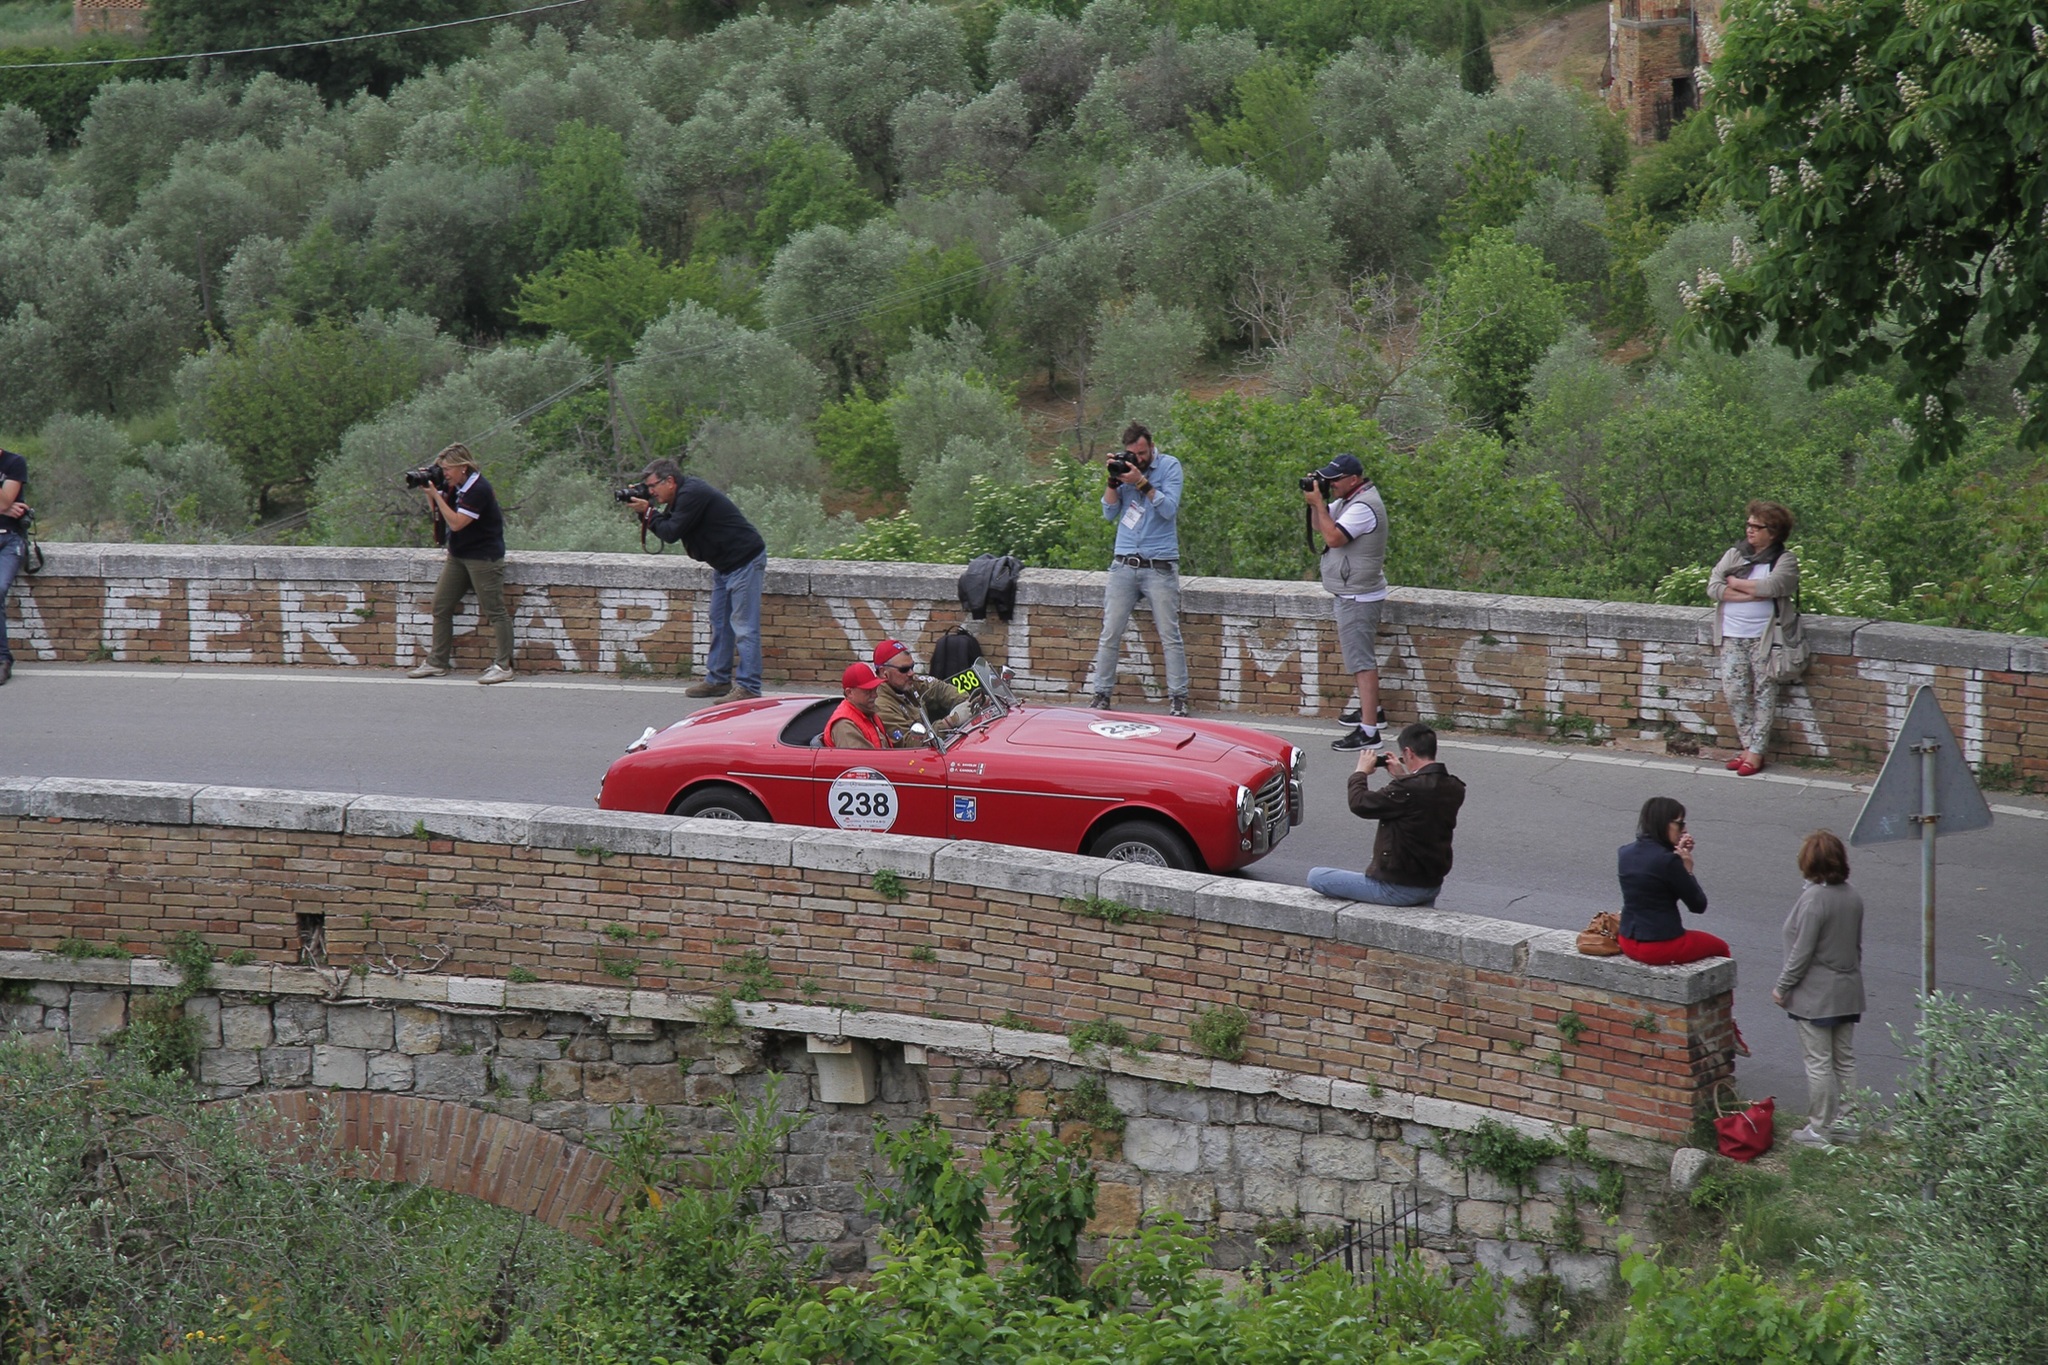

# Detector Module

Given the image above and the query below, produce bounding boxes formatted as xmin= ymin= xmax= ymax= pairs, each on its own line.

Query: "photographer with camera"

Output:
xmin=625 ymin=459 xmax=766 ymax=701
xmin=0 ymin=445 xmax=30 ymax=686
xmin=1088 ymin=422 xmax=1188 ymax=717
xmin=1307 ymin=723 xmax=1465 ymax=907
xmin=406 ymin=443 xmax=515 ymax=684
xmin=1304 ymin=454 xmax=1389 ymax=752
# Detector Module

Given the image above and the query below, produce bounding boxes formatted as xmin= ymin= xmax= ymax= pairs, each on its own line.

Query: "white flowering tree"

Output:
xmin=1695 ymin=0 xmax=2048 ymax=469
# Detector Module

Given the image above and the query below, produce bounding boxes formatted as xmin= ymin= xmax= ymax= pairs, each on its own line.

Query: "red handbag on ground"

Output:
xmin=1712 ymin=1085 xmax=1775 ymax=1162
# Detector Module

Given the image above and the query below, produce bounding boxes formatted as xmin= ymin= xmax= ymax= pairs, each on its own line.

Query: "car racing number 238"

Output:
xmin=827 ymin=768 xmax=899 ymax=832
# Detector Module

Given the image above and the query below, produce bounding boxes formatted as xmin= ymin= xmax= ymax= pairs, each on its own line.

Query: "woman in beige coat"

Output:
xmin=1772 ymin=830 xmax=1865 ymax=1147
xmin=1707 ymin=499 xmax=1804 ymax=776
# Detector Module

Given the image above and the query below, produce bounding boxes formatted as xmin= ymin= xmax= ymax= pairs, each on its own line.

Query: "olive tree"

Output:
xmin=0 ymin=194 xmax=197 ymax=426
xmin=788 ymin=2 xmax=972 ymax=182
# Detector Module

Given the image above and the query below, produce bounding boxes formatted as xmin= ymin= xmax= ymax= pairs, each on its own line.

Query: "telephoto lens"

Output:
xmin=614 ymin=481 xmax=651 ymax=504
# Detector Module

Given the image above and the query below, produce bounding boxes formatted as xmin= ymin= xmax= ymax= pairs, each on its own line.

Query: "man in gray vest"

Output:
xmin=1306 ymin=454 xmax=1389 ymax=751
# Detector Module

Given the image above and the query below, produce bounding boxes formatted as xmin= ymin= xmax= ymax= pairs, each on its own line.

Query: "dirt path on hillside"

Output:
xmin=1492 ymin=1 xmax=1609 ymax=95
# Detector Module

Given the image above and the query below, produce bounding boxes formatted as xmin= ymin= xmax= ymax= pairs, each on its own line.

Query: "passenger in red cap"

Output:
xmin=824 ymin=662 xmax=885 ymax=748
xmin=872 ymin=639 xmax=975 ymax=746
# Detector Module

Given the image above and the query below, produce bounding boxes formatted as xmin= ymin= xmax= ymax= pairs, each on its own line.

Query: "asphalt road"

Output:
xmin=6 ymin=663 xmax=2044 ymax=1114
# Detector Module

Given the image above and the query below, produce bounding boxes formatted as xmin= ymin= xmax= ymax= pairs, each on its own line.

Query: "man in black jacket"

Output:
xmin=629 ymin=459 xmax=767 ymax=700
xmin=1306 ymin=722 xmax=1465 ymax=907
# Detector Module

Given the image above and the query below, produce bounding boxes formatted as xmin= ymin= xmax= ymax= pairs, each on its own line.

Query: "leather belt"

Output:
xmin=1114 ymin=555 xmax=1176 ymax=569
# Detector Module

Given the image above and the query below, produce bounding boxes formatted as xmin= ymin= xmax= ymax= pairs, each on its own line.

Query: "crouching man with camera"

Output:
xmin=1307 ymin=723 xmax=1465 ymax=908
xmin=626 ymin=459 xmax=766 ymax=701
xmin=407 ymin=443 xmax=515 ymax=684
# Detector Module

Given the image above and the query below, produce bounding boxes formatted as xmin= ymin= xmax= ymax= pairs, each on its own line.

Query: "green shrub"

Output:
xmin=1616 ymin=1238 xmax=1865 ymax=1364
xmin=1190 ymin=1003 xmax=1251 ymax=1062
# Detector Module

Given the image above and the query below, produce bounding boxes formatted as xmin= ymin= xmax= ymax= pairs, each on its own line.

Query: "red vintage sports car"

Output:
xmin=598 ymin=665 xmax=1303 ymax=872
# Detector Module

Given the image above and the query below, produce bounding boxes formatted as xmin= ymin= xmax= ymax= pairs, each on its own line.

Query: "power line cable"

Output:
xmin=0 ymin=0 xmax=592 ymax=70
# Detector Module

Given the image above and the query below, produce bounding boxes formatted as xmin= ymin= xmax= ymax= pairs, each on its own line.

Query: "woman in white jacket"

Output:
xmin=1773 ymin=829 xmax=1866 ymax=1148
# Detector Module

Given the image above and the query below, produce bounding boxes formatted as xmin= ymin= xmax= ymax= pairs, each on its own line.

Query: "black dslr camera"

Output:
xmin=403 ymin=464 xmax=446 ymax=490
xmin=614 ymin=481 xmax=651 ymax=504
xmin=1105 ymin=457 xmax=1133 ymax=479
xmin=1298 ymin=471 xmax=1332 ymax=496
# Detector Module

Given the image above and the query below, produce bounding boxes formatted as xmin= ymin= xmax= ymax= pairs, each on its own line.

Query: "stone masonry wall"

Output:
xmin=0 ymin=778 xmax=1731 ymax=1158
xmin=9 ymin=545 xmax=2044 ymax=779
xmin=2 ymin=966 xmax=1648 ymax=1299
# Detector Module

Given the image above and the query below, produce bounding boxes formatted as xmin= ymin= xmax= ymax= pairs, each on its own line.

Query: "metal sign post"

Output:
xmin=1850 ymin=686 xmax=1995 ymax=1104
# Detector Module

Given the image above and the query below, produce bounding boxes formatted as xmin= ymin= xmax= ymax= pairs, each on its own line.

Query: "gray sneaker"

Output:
xmin=477 ymin=664 xmax=515 ymax=685
xmin=1090 ymin=693 xmax=1112 ymax=710
xmin=1169 ymin=695 xmax=1189 ymax=718
xmin=1789 ymin=1124 xmax=1834 ymax=1149
xmin=407 ymin=662 xmax=450 ymax=679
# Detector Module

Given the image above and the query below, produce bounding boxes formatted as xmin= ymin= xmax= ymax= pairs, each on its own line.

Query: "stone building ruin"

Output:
xmin=1605 ymin=0 xmax=1723 ymax=144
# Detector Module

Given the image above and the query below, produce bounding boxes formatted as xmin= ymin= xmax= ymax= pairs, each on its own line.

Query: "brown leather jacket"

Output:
xmin=1347 ymin=762 xmax=1466 ymax=888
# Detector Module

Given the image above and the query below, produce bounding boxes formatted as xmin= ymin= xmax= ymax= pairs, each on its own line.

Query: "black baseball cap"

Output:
xmin=1315 ymin=454 xmax=1365 ymax=480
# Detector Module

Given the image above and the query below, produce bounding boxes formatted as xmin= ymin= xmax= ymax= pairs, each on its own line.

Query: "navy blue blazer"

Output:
xmin=1616 ymin=835 xmax=1708 ymax=942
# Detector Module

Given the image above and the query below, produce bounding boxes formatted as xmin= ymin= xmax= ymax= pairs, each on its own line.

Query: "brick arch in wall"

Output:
xmin=235 ymin=1089 xmax=624 ymax=1236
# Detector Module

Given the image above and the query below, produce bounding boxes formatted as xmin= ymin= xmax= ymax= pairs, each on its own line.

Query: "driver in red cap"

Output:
xmin=824 ymin=662 xmax=886 ymax=749
xmin=872 ymin=638 xmax=975 ymax=746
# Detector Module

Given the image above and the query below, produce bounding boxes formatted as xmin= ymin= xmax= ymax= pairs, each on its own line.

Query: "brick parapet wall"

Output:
xmin=8 ymin=545 xmax=2043 ymax=777
xmin=1 ymin=778 xmax=1728 ymax=1155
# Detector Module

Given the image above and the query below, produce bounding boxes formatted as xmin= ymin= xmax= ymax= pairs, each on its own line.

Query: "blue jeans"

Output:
xmin=706 ymin=550 xmax=766 ymax=692
xmin=0 ymin=532 xmax=24 ymax=664
xmin=1308 ymin=866 xmax=1440 ymax=907
xmin=1091 ymin=559 xmax=1188 ymax=698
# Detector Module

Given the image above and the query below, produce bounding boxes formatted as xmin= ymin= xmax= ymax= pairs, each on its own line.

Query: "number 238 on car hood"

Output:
xmin=597 ymin=690 xmax=1304 ymax=874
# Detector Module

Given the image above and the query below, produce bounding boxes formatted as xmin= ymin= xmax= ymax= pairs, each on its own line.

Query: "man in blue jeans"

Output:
xmin=1308 ymin=723 xmax=1465 ymax=907
xmin=630 ymin=459 xmax=767 ymax=700
xmin=1088 ymin=422 xmax=1189 ymax=717
xmin=0 ymin=445 xmax=29 ymax=686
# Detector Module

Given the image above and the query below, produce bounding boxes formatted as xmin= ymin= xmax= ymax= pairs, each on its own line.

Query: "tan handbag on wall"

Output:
xmin=1576 ymin=911 xmax=1622 ymax=956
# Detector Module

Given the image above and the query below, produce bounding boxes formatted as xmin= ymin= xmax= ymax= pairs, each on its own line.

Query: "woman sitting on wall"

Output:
xmin=1708 ymin=499 xmax=1804 ymax=776
xmin=1617 ymin=796 xmax=1730 ymax=966
xmin=1616 ymin=796 xmax=1747 ymax=1051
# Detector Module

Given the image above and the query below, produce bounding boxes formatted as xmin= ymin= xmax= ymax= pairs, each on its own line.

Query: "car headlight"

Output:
xmin=1235 ymin=784 xmax=1254 ymax=832
xmin=1287 ymin=746 xmax=1305 ymax=782
xmin=1285 ymin=747 xmax=1305 ymax=826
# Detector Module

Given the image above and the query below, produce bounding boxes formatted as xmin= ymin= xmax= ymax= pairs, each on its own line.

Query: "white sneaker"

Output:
xmin=477 ymin=664 xmax=515 ymax=685
xmin=1789 ymin=1124 xmax=1833 ymax=1149
xmin=407 ymin=662 xmax=449 ymax=678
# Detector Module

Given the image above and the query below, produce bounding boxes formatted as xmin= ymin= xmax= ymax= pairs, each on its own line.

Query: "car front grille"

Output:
xmin=1255 ymin=768 xmax=1289 ymax=852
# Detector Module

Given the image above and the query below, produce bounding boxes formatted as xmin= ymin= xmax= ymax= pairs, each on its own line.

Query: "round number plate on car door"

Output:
xmin=827 ymin=768 xmax=899 ymax=832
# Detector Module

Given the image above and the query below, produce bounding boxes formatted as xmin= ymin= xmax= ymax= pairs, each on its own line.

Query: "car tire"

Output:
xmin=671 ymin=785 xmax=770 ymax=822
xmin=1085 ymin=818 xmax=1198 ymax=871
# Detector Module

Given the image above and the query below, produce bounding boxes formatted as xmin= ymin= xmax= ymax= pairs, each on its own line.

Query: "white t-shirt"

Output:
xmin=1721 ymin=561 xmax=1775 ymax=638
xmin=1330 ymin=496 xmax=1388 ymax=603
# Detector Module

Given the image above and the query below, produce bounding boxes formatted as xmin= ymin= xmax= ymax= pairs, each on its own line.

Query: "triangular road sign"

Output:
xmin=1849 ymin=685 xmax=1994 ymax=846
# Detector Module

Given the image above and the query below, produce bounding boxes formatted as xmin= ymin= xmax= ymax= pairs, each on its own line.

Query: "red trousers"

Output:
xmin=1619 ymin=931 xmax=1731 ymax=966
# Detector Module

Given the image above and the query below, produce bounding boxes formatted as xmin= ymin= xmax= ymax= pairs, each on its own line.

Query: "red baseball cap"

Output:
xmin=841 ymin=662 xmax=883 ymax=691
xmin=873 ymin=639 xmax=911 ymax=668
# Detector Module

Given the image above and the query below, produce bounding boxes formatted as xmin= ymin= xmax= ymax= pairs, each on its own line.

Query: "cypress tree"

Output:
xmin=1460 ymin=0 xmax=1499 ymax=95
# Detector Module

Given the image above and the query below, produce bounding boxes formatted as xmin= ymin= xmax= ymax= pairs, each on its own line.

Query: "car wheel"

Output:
xmin=671 ymin=785 xmax=769 ymax=822
xmin=1086 ymin=818 xmax=1198 ymax=871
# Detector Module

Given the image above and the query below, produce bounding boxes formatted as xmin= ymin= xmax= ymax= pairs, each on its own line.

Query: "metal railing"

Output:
xmin=1260 ymin=1194 xmax=1423 ymax=1313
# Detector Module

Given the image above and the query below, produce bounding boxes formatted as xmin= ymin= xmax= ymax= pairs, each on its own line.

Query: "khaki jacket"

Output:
xmin=874 ymin=673 xmax=968 ymax=745
xmin=1776 ymin=880 xmax=1865 ymax=1018
xmin=1708 ymin=543 xmax=1804 ymax=650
